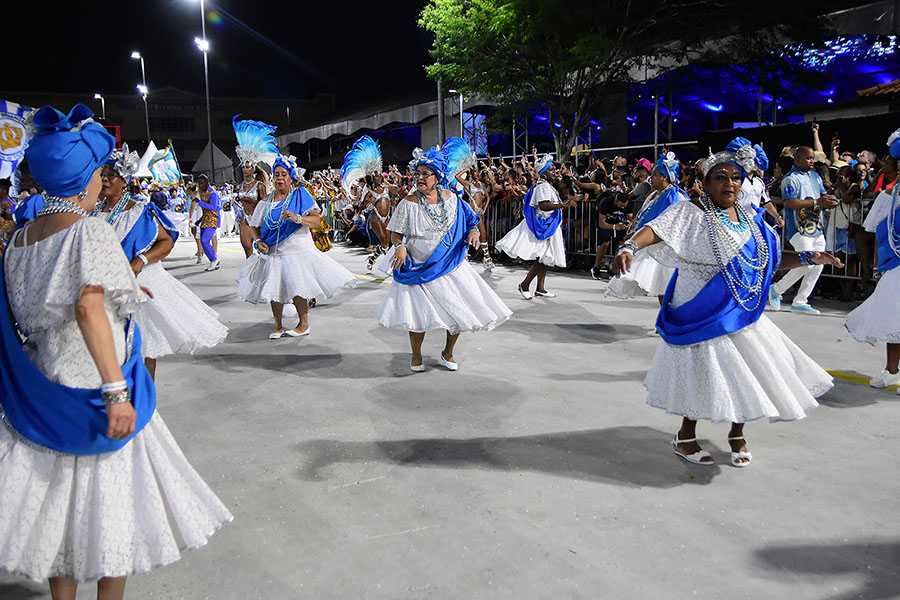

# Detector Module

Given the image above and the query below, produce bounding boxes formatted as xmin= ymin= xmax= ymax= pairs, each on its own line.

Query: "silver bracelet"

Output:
xmin=617 ymin=240 xmax=639 ymax=256
xmin=101 ymin=380 xmax=127 ymax=394
xmin=138 ymin=254 xmax=149 ymax=265
xmin=102 ymin=388 xmax=131 ymax=407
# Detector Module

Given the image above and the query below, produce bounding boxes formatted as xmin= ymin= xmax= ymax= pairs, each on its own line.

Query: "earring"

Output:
xmin=78 ymin=189 xmax=88 ymax=200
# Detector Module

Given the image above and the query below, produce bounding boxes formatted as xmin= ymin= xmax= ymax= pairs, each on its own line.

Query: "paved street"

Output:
xmin=2 ymin=235 xmax=898 ymax=600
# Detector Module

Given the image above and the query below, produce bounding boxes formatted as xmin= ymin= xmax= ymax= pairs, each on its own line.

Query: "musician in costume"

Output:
xmin=341 ymin=136 xmax=400 ymax=271
xmin=233 ymin=116 xmax=276 ymax=258
xmin=606 ymin=152 xmax=689 ymax=302
xmin=769 ymin=146 xmax=838 ymax=314
xmin=614 ymin=140 xmax=841 ymax=467
xmin=496 ymin=155 xmax=574 ymax=299
xmin=95 ymin=143 xmax=228 ymax=380
xmin=237 ymin=155 xmax=356 ymax=339
xmin=0 ymin=104 xmax=230 ymax=597
xmin=846 ymin=128 xmax=900 ymax=393
xmin=375 ymin=139 xmax=512 ymax=372
xmin=191 ymin=174 xmax=221 ymax=271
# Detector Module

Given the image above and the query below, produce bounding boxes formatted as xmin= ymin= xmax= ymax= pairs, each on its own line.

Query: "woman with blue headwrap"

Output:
xmin=95 ymin=143 xmax=228 ymax=380
xmin=606 ymin=152 xmax=690 ymax=303
xmin=375 ymin=143 xmax=512 ymax=371
xmin=613 ymin=141 xmax=841 ymax=468
xmin=846 ymin=127 xmax=900 ymax=394
xmin=237 ymin=154 xmax=356 ymax=338
xmin=0 ymin=105 xmax=230 ymax=596
xmin=496 ymin=154 xmax=574 ymax=299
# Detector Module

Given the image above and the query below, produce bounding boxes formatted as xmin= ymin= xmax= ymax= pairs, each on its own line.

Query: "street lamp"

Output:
xmin=93 ymin=93 xmax=106 ymax=120
xmin=194 ymin=0 xmax=214 ymax=183
xmin=448 ymin=89 xmax=464 ymax=139
xmin=130 ymin=51 xmax=151 ymax=145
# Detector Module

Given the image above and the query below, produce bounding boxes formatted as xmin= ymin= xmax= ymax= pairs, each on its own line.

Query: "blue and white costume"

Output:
xmin=376 ymin=142 xmax=512 ymax=333
xmin=495 ymin=156 xmax=567 ymax=267
xmin=641 ymin=144 xmax=832 ymax=422
xmin=0 ymin=104 xmax=230 ymax=583
xmin=846 ymin=129 xmax=900 ymax=346
xmin=607 ymin=153 xmax=689 ymax=298
xmin=237 ymin=155 xmax=356 ymax=304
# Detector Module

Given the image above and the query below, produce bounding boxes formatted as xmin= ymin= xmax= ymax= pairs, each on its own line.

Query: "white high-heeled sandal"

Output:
xmin=728 ymin=435 xmax=752 ymax=467
xmin=671 ymin=435 xmax=714 ymax=465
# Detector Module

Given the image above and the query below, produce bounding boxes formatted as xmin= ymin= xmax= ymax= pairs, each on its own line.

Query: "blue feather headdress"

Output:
xmin=233 ymin=115 xmax=278 ymax=167
xmin=341 ymin=135 xmax=383 ymax=196
xmin=442 ymin=137 xmax=476 ymax=182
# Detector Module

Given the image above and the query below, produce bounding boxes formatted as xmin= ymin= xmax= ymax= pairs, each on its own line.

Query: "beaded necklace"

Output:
xmin=888 ymin=184 xmax=900 ymax=259
xmin=714 ymin=203 xmax=748 ymax=232
xmin=37 ymin=197 xmax=88 ymax=218
xmin=262 ymin=189 xmax=290 ymax=231
xmin=417 ymin=184 xmax=449 ymax=228
xmin=91 ymin=192 xmax=133 ymax=224
xmin=700 ymin=195 xmax=770 ymax=311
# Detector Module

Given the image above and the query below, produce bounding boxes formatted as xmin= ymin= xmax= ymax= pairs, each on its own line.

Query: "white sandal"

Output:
xmin=728 ymin=436 xmax=752 ymax=468
xmin=672 ymin=436 xmax=714 ymax=465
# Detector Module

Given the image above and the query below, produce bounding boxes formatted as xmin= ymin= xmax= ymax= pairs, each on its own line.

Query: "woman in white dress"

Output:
xmin=95 ymin=144 xmax=228 ymax=379
xmin=846 ymin=128 xmax=900 ymax=393
xmin=614 ymin=140 xmax=841 ymax=467
xmin=237 ymin=155 xmax=356 ymax=339
xmin=376 ymin=142 xmax=512 ymax=371
xmin=495 ymin=155 xmax=574 ymax=299
xmin=0 ymin=104 xmax=231 ymax=599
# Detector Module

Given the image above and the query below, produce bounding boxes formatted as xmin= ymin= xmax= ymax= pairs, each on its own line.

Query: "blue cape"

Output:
xmin=120 ymin=202 xmax=179 ymax=261
xmin=393 ymin=193 xmax=479 ymax=285
xmin=633 ymin=186 xmax=689 ymax=231
xmin=0 ymin=262 xmax=156 ymax=455
xmin=259 ymin=187 xmax=316 ymax=247
xmin=876 ymin=188 xmax=900 ymax=274
xmin=656 ymin=209 xmax=779 ymax=346
xmin=12 ymin=195 xmax=45 ymax=231
xmin=522 ymin=182 xmax=561 ymax=240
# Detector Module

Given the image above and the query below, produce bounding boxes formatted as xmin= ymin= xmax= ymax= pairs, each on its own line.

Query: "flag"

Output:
xmin=0 ymin=100 xmax=33 ymax=180
xmin=149 ymin=140 xmax=183 ymax=185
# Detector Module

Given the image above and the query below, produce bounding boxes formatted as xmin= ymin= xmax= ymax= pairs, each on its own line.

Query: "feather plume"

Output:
xmin=341 ymin=135 xmax=383 ymax=196
xmin=233 ymin=115 xmax=278 ymax=167
xmin=442 ymin=137 xmax=475 ymax=182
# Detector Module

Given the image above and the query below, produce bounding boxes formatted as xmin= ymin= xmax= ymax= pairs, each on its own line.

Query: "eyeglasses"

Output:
xmin=415 ymin=172 xmax=434 ymax=180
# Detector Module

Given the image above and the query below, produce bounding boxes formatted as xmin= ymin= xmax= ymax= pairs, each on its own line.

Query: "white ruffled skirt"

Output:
xmin=846 ymin=267 xmax=900 ymax=344
xmin=605 ymin=250 xmax=674 ymax=299
xmin=135 ymin=262 xmax=228 ymax=359
xmin=644 ymin=315 xmax=832 ymax=423
xmin=236 ymin=229 xmax=356 ymax=304
xmin=375 ymin=253 xmax=512 ymax=334
xmin=0 ymin=413 xmax=232 ymax=583
xmin=495 ymin=220 xmax=566 ymax=267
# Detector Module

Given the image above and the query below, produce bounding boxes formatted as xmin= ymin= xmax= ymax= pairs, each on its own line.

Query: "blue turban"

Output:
xmin=413 ymin=146 xmax=449 ymax=184
xmin=889 ymin=128 xmax=900 ymax=159
xmin=273 ymin=155 xmax=296 ymax=181
xmin=654 ymin=153 xmax=680 ymax=183
xmin=25 ymin=104 xmax=115 ymax=197
xmin=725 ymin=137 xmax=753 ymax=154
xmin=753 ymin=144 xmax=769 ymax=172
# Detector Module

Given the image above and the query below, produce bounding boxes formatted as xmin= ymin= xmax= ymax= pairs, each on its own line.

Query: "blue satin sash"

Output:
xmin=259 ymin=187 xmax=316 ymax=248
xmin=393 ymin=193 xmax=480 ymax=286
xmin=0 ymin=263 xmax=156 ymax=455
xmin=656 ymin=211 xmax=779 ymax=346
xmin=523 ymin=182 xmax=561 ymax=240
xmin=12 ymin=195 xmax=44 ymax=231
xmin=876 ymin=189 xmax=900 ymax=274
xmin=634 ymin=186 xmax=688 ymax=230
xmin=120 ymin=203 xmax=180 ymax=260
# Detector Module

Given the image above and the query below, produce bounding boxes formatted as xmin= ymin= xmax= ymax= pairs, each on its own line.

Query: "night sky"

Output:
xmin=7 ymin=1 xmax=435 ymax=112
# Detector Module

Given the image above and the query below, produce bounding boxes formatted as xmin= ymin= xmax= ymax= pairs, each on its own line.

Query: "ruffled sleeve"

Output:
xmin=864 ymin=190 xmax=893 ymax=233
xmin=41 ymin=218 xmax=147 ymax=320
xmin=644 ymin=201 xmax=709 ymax=267
xmin=531 ymin=181 xmax=559 ymax=207
xmin=387 ymin=198 xmax=414 ymax=235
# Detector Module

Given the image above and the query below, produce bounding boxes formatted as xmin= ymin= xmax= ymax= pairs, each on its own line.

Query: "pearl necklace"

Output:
xmin=417 ymin=185 xmax=449 ymax=228
xmin=262 ymin=190 xmax=290 ymax=230
xmin=700 ymin=195 xmax=769 ymax=311
xmin=37 ymin=197 xmax=88 ymax=218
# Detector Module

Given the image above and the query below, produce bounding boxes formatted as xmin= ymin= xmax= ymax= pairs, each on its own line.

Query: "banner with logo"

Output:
xmin=149 ymin=140 xmax=183 ymax=185
xmin=0 ymin=100 xmax=32 ymax=180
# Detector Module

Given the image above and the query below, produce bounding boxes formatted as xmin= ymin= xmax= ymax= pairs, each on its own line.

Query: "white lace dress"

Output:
xmin=605 ymin=188 xmax=685 ymax=298
xmin=846 ymin=190 xmax=900 ymax=343
xmin=102 ymin=203 xmax=228 ymax=358
xmin=375 ymin=197 xmax=513 ymax=333
xmin=495 ymin=180 xmax=567 ymax=267
xmin=0 ymin=218 xmax=232 ymax=583
xmin=641 ymin=202 xmax=833 ymax=423
xmin=236 ymin=198 xmax=356 ymax=303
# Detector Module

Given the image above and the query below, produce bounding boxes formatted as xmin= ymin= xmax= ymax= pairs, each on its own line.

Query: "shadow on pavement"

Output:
xmin=296 ymin=426 xmax=721 ymax=488
xmin=0 ymin=582 xmax=45 ymax=599
xmin=754 ymin=539 xmax=900 ymax=600
xmin=545 ymin=369 xmax=647 ymax=383
xmin=503 ymin=320 xmax=650 ymax=344
xmin=817 ymin=378 xmax=895 ymax=409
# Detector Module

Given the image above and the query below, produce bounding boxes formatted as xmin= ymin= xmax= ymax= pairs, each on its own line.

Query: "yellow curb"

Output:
xmin=826 ymin=369 xmax=899 ymax=390
xmin=355 ymin=273 xmax=386 ymax=282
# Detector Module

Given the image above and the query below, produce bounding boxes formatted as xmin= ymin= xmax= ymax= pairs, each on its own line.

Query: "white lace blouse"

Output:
xmin=388 ymin=193 xmax=460 ymax=262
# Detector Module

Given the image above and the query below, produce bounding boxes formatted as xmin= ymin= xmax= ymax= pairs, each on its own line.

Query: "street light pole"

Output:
xmin=196 ymin=0 xmax=215 ymax=183
xmin=448 ymin=89 xmax=464 ymax=139
xmin=131 ymin=52 xmax=151 ymax=145
xmin=93 ymin=93 xmax=106 ymax=120
xmin=286 ymin=106 xmax=291 ymax=129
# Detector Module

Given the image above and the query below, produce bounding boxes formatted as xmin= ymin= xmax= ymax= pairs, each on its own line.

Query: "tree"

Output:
xmin=419 ymin=0 xmax=858 ymax=158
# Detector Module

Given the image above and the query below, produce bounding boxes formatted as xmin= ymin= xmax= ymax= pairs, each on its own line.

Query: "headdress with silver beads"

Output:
xmin=703 ymin=137 xmax=757 ymax=179
xmin=107 ymin=142 xmax=140 ymax=182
